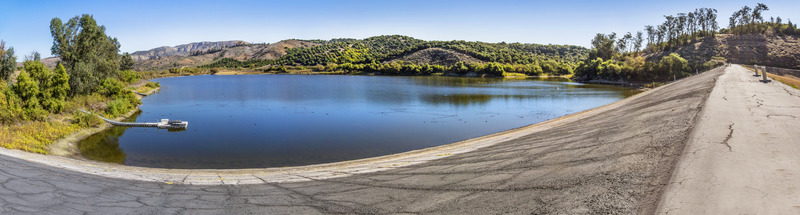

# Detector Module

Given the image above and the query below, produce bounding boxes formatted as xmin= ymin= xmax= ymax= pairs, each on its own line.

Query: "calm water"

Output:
xmin=79 ymin=75 xmax=637 ymax=169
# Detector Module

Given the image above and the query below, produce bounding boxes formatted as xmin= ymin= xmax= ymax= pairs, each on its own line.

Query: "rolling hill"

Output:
xmin=131 ymin=40 xmax=319 ymax=70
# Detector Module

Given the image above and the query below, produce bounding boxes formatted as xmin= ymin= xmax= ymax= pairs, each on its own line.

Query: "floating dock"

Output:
xmin=79 ymin=110 xmax=188 ymax=129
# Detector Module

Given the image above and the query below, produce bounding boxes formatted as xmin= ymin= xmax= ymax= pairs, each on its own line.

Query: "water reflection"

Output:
xmin=78 ymin=112 xmax=141 ymax=164
xmin=79 ymin=74 xmax=637 ymax=169
xmin=422 ymin=94 xmax=493 ymax=106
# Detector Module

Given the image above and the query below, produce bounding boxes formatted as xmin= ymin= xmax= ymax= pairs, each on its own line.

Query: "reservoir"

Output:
xmin=79 ymin=75 xmax=637 ymax=169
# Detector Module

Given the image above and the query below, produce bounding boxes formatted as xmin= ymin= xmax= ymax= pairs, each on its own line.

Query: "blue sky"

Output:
xmin=1 ymin=0 xmax=798 ymax=58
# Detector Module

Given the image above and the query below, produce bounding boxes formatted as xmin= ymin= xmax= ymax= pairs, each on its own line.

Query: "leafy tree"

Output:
xmin=49 ymin=64 xmax=70 ymax=112
xmin=120 ymin=52 xmax=134 ymax=71
xmin=14 ymin=71 xmax=40 ymax=110
xmin=659 ymin=53 xmax=689 ymax=79
xmin=25 ymin=51 xmax=41 ymax=61
xmin=0 ymin=41 xmax=16 ymax=81
xmin=21 ymin=61 xmax=70 ymax=113
xmin=50 ymin=14 xmax=122 ymax=94
xmin=591 ymin=33 xmax=617 ymax=60
xmin=634 ymin=31 xmax=644 ymax=53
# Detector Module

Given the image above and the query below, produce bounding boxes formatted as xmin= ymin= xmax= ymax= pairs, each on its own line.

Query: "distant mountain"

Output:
xmin=130 ymin=40 xmax=248 ymax=61
xmin=132 ymin=40 xmax=319 ymax=70
xmin=16 ymin=57 xmax=60 ymax=68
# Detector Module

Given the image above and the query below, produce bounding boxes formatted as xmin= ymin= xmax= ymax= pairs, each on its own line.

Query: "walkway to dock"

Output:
xmin=79 ymin=109 xmax=187 ymax=129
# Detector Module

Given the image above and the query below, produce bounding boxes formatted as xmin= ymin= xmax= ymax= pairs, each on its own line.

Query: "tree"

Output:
xmin=659 ymin=53 xmax=689 ymax=79
xmin=14 ymin=71 xmax=40 ymax=110
xmin=753 ymin=3 xmax=768 ymax=23
xmin=50 ymin=14 xmax=122 ymax=94
xmin=591 ymin=33 xmax=617 ymax=60
xmin=49 ymin=64 xmax=70 ymax=112
xmin=22 ymin=60 xmax=69 ymax=113
xmin=0 ymin=41 xmax=16 ymax=81
xmin=25 ymin=51 xmax=41 ymax=62
xmin=120 ymin=52 xmax=134 ymax=71
xmin=645 ymin=25 xmax=656 ymax=47
xmin=634 ymin=31 xmax=644 ymax=53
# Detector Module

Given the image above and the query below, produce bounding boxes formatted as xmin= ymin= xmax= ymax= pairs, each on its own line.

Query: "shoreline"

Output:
xmin=47 ymin=83 xmax=160 ymax=158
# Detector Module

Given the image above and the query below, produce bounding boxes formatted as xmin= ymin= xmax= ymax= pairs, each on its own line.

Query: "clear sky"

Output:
xmin=1 ymin=0 xmax=798 ymax=58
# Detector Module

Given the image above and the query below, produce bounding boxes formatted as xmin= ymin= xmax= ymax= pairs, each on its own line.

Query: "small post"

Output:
xmin=753 ymin=64 xmax=761 ymax=77
xmin=760 ymin=66 xmax=771 ymax=83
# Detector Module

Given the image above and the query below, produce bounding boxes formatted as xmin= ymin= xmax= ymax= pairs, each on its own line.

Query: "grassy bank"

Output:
xmin=767 ymin=73 xmax=800 ymax=89
xmin=1 ymin=78 xmax=159 ymax=155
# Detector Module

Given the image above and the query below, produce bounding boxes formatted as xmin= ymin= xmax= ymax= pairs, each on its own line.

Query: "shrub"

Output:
xmin=145 ymin=82 xmax=160 ymax=88
xmin=105 ymin=98 xmax=131 ymax=117
xmin=72 ymin=111 xmax=103 ymax=128
xmin=99 ymin=78 xmax=125 ymax=97
xmin=659 ymin=53 xmax=690 ymax=79
xmin=117 ymin=70 xmax=140 ymax=84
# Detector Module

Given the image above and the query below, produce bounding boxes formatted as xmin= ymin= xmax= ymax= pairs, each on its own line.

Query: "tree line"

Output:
xmin=723 ymin=3 xmax=799 ymax=35
xmin=263 ymin=60 xmax=574 ymax=77
xmin=577 ymin=3 xmax=800 ymax=83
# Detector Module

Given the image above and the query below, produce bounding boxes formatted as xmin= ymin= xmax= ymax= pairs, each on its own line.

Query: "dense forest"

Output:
xmin=201 ymin=35 xmax=588 ymax=76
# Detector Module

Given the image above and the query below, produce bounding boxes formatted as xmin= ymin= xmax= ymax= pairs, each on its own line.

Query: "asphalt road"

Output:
xmin=0 ymin=67 xmax=724 ymax=214
xmin=657 ymin=65 xmax=800 ymax=214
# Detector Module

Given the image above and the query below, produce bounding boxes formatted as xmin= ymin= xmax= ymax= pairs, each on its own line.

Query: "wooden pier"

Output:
xmin=79 ymin=110 xmax=188 ymax=129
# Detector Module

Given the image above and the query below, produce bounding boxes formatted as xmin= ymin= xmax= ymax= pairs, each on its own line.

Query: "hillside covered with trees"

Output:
xmin=201 ymin=35 xmax=589 ymax=77
xmin=574 ymin=3 xmax=800 ymax=83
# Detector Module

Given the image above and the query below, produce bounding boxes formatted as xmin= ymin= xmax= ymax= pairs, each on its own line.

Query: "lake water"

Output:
xmin=79 ymin=75 xmax=638 ymax=169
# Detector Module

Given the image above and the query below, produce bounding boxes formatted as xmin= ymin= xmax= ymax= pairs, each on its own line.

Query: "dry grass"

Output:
xmin=767 ymin=73 xmax=800 ymax=89
xmin=0 ymin=120 xmax=80 ymax=154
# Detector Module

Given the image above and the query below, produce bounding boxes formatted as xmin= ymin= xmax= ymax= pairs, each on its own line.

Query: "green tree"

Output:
xmin=0 ymin=41 xmax=16 ymax=81
xmin=120 ymin=52 xmax=134 ymax=71
xmin=14 ymin=71 xmax=40 ymax=110
xmin=49 ymin=64 xmax=70 ymax=112
xmin=50 ymin=14 xmax=122 ymax=94
xmin=659 ymin=53 xmax=689 ymax=79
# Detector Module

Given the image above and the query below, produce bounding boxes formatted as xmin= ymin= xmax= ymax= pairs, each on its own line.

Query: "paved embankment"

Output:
xmin=0 ymin=68 xmax=724 ymax=214
xmin=657 ymin=65 xmax=800 ymax=214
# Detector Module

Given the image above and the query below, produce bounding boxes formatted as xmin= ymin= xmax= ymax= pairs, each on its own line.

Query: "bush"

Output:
xmin=0 ymin=82 xmax=24 ymax=123
xmin=99 ymin=78 xmax=125 ymax=97
xmin=105 ymin=98 xmax=132 ymax=117
xmin=659 ymin=53 xmax=690 ymax=79
xmin=145 ymin=82 xmax=160 ymax=88
xmin=64 ymin=93 xmax=106 ymax=114
xmin=72 ymin=111 xmax=103 ymax=128
xmin=117 ymin=70 xmax=140 ymax=84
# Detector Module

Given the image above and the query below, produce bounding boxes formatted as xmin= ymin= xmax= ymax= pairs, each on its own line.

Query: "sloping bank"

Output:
xmin=0 ymin=67 xmax=723 ymax=214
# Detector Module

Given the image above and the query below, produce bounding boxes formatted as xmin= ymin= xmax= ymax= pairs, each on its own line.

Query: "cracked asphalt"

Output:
xmin=657 ymin=65 xmax=800 ymax=214
xmin=0 ymin=67 xmax=725 ymax=214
